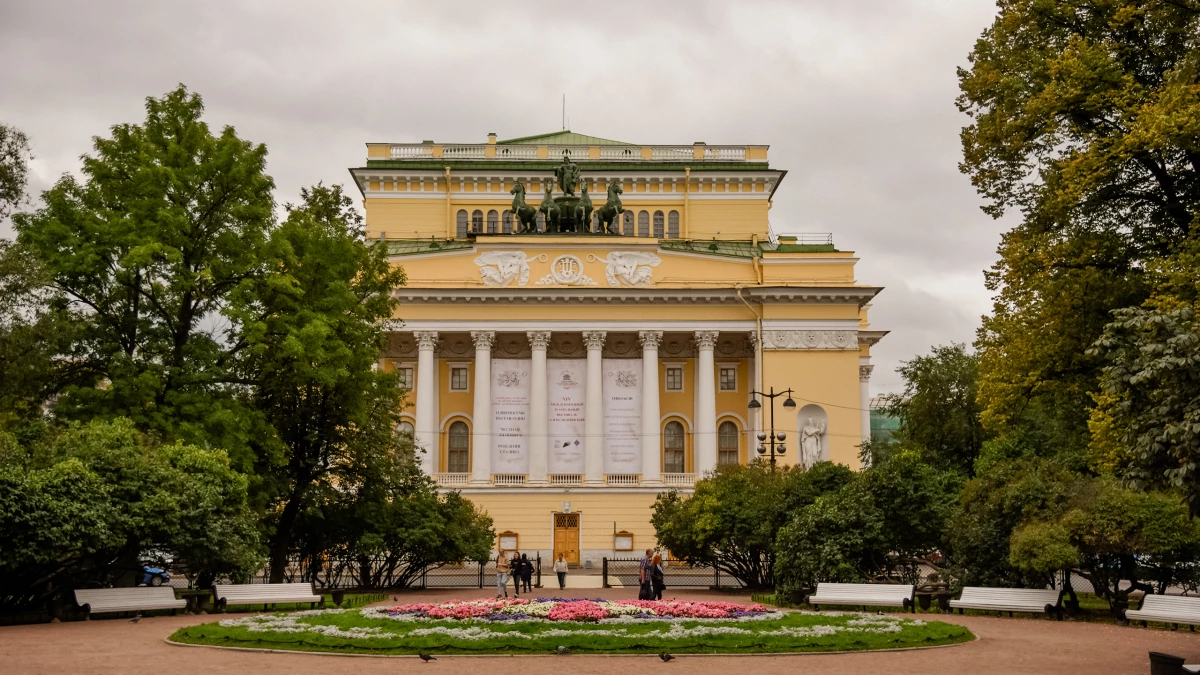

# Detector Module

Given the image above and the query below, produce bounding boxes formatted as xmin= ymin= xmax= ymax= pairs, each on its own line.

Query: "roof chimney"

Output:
xmin=487 ymin=133 xmax=497 ymax=145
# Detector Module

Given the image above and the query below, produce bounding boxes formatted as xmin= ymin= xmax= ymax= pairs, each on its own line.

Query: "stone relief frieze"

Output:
xmin=587 ymin=251 xmax=662 ymax=287
xmin=535 ymin=254 xmax=598 ymax=286
xmin=761 ymin=330 xmax=859 ymax=351
xmin=474 ymin=251 xmax=544 ymax=287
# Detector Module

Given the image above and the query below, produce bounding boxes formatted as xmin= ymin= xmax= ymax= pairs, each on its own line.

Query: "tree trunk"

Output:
xmin=268 ymin=486 xmax=307 ymax=583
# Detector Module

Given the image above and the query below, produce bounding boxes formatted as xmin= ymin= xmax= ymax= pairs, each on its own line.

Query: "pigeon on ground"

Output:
xmin=659 ymin=652 xmax=674 ymax=662
xmin=418 ymin=653 xmax=436 ymax=662
xmin=129 ymin=613 xmax=141 ymax=623
xmin=393 ymin=596 xmax=398 ymax=602
xmin=556 ymin=645 xmax=570 ymax=655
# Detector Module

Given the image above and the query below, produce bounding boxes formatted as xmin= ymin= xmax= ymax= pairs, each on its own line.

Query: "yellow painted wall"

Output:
xmin=685 ymin=200 xmax=770 ymax=240
xmin=366 ymin=198 xmax=448 ymax=239
xmin=759 ymin=349 xmax=863 ymax=468
xmin=467 ymin=491 xmax=661 ymax=553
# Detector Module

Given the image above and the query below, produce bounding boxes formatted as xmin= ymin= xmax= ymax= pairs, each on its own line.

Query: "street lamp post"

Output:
xmin=747 ymin=387 xmax=797 ymax=471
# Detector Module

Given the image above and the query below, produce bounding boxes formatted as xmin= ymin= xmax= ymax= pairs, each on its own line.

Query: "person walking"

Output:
xmin=553 ymin=553 xmax=568 ymax=590
xmin=496 ymin=549 xmax=510 ymax=598
xmin=520 ymin=553 xmax=533 ymax=593
xmin=638 ymin=548 xmax=654 ymax=600
xmin=510 ymin=551 xmax=523 ymax=597
xmin=650 ymin=553 xmax=666 ymax=600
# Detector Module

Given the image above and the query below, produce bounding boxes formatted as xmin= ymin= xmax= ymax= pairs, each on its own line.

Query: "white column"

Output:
xmin=640 ymin=331 xmax=663 ymax=483
xmin=694 ymin=331 xmax=719 ymax=476
xmin=583 ymin=330 xmax=606 ymax=484
xmin=860 ymin=363 xmax=874 ymax=466
xmin=414 ymin=331 xmax=439 ymax=476
xmin=527 ymin=331 xmax=551 ymax=483
xmin=471 ymin=330 xmax=495 ymax=483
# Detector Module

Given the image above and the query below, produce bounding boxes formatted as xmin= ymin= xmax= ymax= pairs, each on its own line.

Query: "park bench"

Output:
xmin=1126 ymin=594 xmax=1200 ymax=631
xmin=212 ymin=582 xmax=323 ymax=612
xmin=949 ymin=587 xmax=1063 ymax=619
xmin=807 ymin=583 xmax=915 ymax=613
xmin=73 ymin=586 xmax=186 ymax=618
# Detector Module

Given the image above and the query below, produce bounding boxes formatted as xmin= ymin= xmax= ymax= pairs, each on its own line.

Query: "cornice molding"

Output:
xmin=391 ymin=286 xmax=882 ymax=307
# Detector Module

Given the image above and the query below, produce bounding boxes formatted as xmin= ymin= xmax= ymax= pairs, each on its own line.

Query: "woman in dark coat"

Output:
xmin=520 ymin=553 xmax=533 ymax=593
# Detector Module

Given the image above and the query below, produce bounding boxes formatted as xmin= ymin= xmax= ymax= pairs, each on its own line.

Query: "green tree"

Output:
xmin=0 ymin=419 xmax=262 ymax=609
xmin=959 ymin=0 xmax=1200 ymax=450
xmin=875 ymin=344 xmax=987 ymax=475
xmin=0 ymin=123 xmax=32 ymax=220
xmin=228 ymin=183 xmax=407 ymax=582
xmin=12 ymin=85 xmax=275 ymax=459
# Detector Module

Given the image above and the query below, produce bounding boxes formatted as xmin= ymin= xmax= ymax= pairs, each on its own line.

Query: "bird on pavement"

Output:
xmin=659 ymin=652 xmax=674 ymax=662
xmin=418 ymin=653 xmax=436 ymax=662
xmin=130 ymin=613 xmax=141 ymax=623
xmin=556 ymin=645 xmax=570 ymax=655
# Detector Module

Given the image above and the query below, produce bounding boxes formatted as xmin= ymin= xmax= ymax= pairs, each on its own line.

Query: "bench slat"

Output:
xmin=213 ymin=583 xmax=321 ymax=606
xmin=808 ymin=583 xmax=914 ymax=608
xmin=950 ymin=587 xmax=1059 ymax=613
xmin=73 ymin=587 xmax=186 ymax=614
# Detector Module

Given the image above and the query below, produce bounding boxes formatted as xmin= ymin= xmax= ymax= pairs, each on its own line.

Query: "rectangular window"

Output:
xmin=719 ymin=366 xmax=737 ymax=392
xmin=450 ymin=366 xmax=469 ymax=391
xmin=398 ymin=367 xmax=414 ymax=390
xmin=665 ymin=367 xmax=683 ymax=391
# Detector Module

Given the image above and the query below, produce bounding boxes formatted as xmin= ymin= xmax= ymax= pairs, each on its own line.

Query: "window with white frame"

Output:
xmin=665 ymin=366 xmax=684 ymax=391
xmin=450 ymin=366 xmax=469 ymax=391
xmin=718 ymin=421 xmax=739 ymax=466
xmin=397 ymin=366 xmax=414 ymax=390
xmin=719 ymin=366 xmax=737 ymax=392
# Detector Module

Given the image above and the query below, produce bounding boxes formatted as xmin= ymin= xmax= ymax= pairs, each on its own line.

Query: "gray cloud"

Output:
xmin=0 ymin=0 xmax=1011 ymax=393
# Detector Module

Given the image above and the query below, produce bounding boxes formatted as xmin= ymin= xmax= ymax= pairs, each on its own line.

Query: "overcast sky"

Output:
xmin=0 ymin=0 xmax=1012 ymax=394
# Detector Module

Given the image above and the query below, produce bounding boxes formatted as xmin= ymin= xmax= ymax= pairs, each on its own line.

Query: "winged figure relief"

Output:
xmin=595 ymin=251 xmax=662 ymax=287
xmin=474 ymin=251 xmax=536 ymax=287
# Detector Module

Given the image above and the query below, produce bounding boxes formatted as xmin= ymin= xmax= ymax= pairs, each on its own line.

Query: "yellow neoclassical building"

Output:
xmin=350 ymin=131 xmax=885 ymax=565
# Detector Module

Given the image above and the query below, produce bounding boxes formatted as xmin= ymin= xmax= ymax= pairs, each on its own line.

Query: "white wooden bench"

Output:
xmin=73 ymin=587 xmax=186 ymax=618
xmin=807 ymin=583 xmax=916 ymax=613
xmin=212 ymin=583 xmax=323 ymax=612
xmin=1126 ymin=594 xmax=1200 ymax=630
xmin=949 ymin=587 xmax=1063 ymax=619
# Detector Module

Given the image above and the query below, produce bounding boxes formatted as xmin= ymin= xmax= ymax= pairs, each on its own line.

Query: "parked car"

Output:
xmin=139 ymin=566 xmax=171 ymax=587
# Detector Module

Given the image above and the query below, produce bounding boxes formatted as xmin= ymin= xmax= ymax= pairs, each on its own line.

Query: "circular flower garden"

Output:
xmin=169 ymin=597 xmax=974 ymax=655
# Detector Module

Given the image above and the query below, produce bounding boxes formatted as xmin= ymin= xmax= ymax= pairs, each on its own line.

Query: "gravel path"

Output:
xmin=2 ymin=588 xmax=1198 ymax=674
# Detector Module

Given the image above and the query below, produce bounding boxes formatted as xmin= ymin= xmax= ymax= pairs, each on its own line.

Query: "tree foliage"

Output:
xmin=227 ymin=183 xmax=408 ymax=581
xmin=12 ymin=85 xmax=275 ymax=458
xmin=0 ymin=123 xmax=32 ymax=221
xmin=0 ymin=419 xmax=262 ymax=609
xmin=960 ymin=0 xmax=1200 ymax=449
xmin=876 ymin=344 xmax=987 ymax=475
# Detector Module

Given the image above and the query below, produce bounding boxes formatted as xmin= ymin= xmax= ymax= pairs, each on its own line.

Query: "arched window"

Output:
xmin=623 ymin=211 xmax=635 ymax=236
xmin=471 ymin=209 xmax=484 ymax=234
xmin=456 ymin=210 xmax=468 ymax=238
xmin=638 ymin=211 xmax=649 ymax=237
xmin=487 ymin=210 xmax=499 ymax=234
xmin=448 ymin=421 xmax=470 ymax=473
xmin=502 ymin=210 xmax=514 ymax=234
xmin=663 ymin=421 xmax=685 ymax=474
xmin=653 ymin=210 xmax=665 ymax=238
xmin=718 ymin=421 xmax=739 ymax=466
xmin=396 ymin=420 xmax=415 ymax=438
xmin=536 ymin=211 xmax=546 ymax=232
xmin=667 ymin=211 xmax=680 ymax=238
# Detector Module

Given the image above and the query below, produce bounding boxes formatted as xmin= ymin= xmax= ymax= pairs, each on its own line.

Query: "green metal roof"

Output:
xmin=385 ymin=239 xmax=474 ymax=256
xmin=658 ymin=239 xmax=838 ymax=258
xmin=498 ymin=130 xmax=634 ymax=146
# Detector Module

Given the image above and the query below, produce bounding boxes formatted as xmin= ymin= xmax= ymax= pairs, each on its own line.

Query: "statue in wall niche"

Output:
xmin=800 ymin=417 xmax=826 ymax=468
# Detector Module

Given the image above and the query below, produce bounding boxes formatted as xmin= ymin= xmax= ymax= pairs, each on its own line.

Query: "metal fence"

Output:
xmin=602 ymin=557 xmax=744 ymax=589
xmin=222 ymin=555 xmax=543 ymax=590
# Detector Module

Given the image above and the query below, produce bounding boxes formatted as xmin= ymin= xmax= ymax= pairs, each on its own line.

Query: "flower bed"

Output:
xmin=368 ymin=597 xmax=776 ymax=623
xmin=170 ymin=597 xmax=975 ymax=656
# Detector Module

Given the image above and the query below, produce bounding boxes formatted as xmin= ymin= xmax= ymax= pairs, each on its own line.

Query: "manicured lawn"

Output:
xmin=169 ymin=603 xmax=974 ymax=655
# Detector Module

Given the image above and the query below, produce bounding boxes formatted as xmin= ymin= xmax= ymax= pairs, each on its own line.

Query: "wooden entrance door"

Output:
xmin=553 ymin=513 xmax=580 ymax=565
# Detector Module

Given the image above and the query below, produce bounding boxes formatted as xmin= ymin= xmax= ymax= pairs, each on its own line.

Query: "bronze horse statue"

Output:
xmin=577 ymin=182 xmax=594 ymax=232
xmin=510 ymin=180 xmax=538 ymax=233
xmin=594 ymin=180 xmax=624 ymax=234
xmin=537 ymin=180 xmax=559 ymax=232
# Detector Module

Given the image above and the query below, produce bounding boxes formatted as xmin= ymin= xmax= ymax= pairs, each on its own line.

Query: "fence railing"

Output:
xmin=236 ymin=554 xmax=542 ymax=590
xmin=602 ymin=557 xmax=744 ymax=589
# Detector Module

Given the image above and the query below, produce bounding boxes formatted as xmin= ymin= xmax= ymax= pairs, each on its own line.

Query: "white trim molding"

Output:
xmin=761 ymin=330 xmax=858 ymax=351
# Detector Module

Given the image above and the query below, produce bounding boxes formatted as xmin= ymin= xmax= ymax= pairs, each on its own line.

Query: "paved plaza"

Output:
xmin=1 ymin=588 xmax=1198 ymax=675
